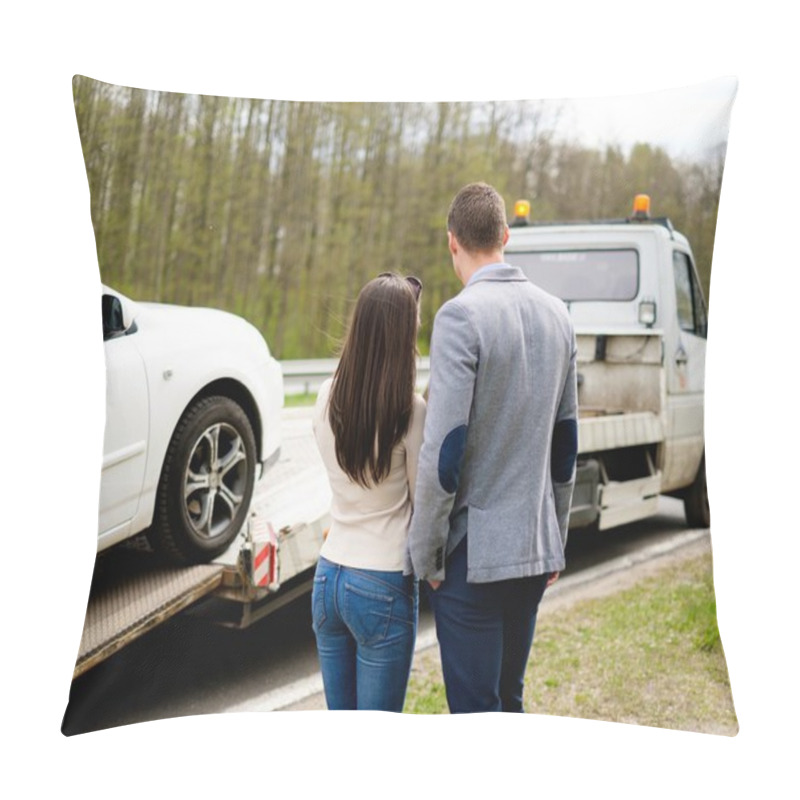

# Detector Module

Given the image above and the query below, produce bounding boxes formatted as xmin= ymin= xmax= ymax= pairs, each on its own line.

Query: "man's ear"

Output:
xmin=502 ymin=225 xmax=510 ymax=247
xmin=448 ymin=230 xmax=458 ymax=256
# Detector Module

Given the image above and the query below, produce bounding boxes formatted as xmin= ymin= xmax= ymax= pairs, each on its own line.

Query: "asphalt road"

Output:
xmin=62 ymin=494 xmax=697 ymax=735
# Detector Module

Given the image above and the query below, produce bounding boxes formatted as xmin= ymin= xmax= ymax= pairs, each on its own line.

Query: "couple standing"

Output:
xmin=310 ymin=182 xmax=578 ymax=714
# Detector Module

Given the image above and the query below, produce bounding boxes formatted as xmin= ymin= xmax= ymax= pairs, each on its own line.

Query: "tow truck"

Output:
xmin=73 ymin=192 xmax=710 ymax=679
xmin=506 ymin=194 xmax=710 ymax=533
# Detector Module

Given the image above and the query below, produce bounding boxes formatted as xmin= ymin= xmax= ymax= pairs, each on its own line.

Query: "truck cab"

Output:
xmin=505 ymin=195 xmax=709 ymax=532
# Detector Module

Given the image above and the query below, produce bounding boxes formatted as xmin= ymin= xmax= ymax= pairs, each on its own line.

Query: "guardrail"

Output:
xmin=281 ymin=357 xmax=431 ymax=396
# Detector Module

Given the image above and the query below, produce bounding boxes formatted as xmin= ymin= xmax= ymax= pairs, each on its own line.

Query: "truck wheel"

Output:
xmin=683 ymin=455 xmax=710 ymax=529
xmin=152 ymin=396 xmax=257 ymax=565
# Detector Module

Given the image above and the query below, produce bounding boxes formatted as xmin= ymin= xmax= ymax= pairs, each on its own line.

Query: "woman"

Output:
xmin=311 ymin=272 xmax=425 ymax=711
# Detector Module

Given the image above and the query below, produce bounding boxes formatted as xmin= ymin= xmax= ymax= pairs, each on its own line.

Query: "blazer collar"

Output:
xmin=467 ymin=263 xmax=528 ymax=286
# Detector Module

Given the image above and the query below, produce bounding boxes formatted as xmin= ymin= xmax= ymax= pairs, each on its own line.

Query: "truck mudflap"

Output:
xmin=569 ymin=462 xmax=663 ymax=533
xmin=570 ymin=459 xmax=601 ymax=529
xmin=73 ymin=560 xmax=225 ymax=680
xmin=598 ymin=472 xmax=662 ymax=530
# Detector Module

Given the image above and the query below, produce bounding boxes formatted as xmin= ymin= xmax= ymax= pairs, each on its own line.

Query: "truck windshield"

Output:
xmin=508 ymin=249 xmax=639 ymax=301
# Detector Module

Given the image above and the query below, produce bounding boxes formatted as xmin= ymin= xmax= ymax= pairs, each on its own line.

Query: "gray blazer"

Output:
xmin=408 ymin=264 xmax=578 ymax=583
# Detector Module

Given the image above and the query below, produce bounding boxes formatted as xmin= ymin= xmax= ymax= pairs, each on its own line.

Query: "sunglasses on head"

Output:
xmin=378 ymin=272 xmax=423 ymax=299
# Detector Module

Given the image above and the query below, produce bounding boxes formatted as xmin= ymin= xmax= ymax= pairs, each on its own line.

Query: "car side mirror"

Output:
xmin=102 ymin=294 xmax=126 ymax=340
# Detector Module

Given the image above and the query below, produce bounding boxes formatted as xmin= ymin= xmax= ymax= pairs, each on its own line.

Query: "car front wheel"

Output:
xmin=152 ymin=395 xmax=257 ymax=565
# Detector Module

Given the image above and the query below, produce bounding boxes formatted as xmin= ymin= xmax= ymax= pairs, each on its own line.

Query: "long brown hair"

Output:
xmin=328 ymin=273 xmax=421 ymax=487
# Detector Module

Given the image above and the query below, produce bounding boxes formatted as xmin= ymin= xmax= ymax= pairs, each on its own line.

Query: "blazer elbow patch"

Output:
xmin=438 ymin=425 xmax=468 ymax=494
xmin=551 ymin=418 xmax=578 ymax=483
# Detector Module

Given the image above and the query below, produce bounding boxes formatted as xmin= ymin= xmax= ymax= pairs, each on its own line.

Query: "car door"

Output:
xmin=664 ymin=249 xmax=708 ymax=488
xmin=98 ymin=295 xmax=149 ymax=548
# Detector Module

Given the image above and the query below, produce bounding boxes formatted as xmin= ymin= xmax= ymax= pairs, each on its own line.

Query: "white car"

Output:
xmin=100 ymin=286 xmax=284 ymax=564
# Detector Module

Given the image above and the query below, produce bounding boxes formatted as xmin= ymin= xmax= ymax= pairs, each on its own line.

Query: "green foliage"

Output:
xmin=283 ymin=392 xmax=317 ymax=408
xmin=522 ymin=553 xmax=735 ymax=732
xmin=74 ymin=77 xmax=727 ymax=358
xmin=403 ymin=666 xmax=449 ymax=714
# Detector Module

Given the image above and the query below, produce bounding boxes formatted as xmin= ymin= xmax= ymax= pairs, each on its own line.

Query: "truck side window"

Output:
xmin=691 ymin=265 xmax=708 ymax=339
xmin=672 ymin=251 xmax=707 ymax=339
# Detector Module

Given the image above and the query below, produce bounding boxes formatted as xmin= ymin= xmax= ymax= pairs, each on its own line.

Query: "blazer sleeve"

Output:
xmin=408 ymin=301 xmax=478 ymax=581
xmin=550 ymin=331 xmax=579 ymax=548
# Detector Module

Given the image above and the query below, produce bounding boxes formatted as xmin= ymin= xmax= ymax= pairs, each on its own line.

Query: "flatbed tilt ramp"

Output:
xmin=73 ymin=408 xmax=331 ymax=680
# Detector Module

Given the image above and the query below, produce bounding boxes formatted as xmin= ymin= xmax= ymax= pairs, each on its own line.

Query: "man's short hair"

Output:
xmin=447 ymin=182 xmax=507 ymax=254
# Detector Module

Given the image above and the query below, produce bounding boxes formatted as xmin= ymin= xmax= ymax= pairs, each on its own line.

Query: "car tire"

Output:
xmin=152 ymin=395 xmax=257 ymax=565
xmin=683 ymin=454 xmax=710 ymax=529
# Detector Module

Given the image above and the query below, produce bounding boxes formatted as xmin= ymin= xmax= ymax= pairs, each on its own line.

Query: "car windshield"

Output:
xmin=508 ymin=248 xmax=639 ymax=302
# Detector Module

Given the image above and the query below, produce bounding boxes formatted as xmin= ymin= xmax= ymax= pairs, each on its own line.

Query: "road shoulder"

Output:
xmin=279 ymin=528 xmax=712 ymax=712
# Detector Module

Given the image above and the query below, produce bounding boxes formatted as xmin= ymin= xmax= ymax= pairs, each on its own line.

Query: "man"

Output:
xmin=408 ymin=182 xmax=578 ymax=713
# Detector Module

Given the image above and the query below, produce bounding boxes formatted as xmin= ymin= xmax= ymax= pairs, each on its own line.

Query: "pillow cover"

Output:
xmin=62 ymin=75 xmax=738 ymax=737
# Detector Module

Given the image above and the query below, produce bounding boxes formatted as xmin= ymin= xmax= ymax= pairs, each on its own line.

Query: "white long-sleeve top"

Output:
xmin=313 ymin=377 xmax=426 ymax=572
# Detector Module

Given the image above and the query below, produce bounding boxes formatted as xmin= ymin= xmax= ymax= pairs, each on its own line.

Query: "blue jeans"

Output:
xmin=311 ymin=556 xmax=418 ymax=711
xmin=428 ymin=536 xmax=549 ymax=713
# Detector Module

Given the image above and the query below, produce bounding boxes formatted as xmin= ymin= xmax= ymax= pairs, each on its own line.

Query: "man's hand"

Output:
xmin=428 ymin=579 xmax=442 ymax=591
xmin=546 ymin=572 xmax=560 ymax=588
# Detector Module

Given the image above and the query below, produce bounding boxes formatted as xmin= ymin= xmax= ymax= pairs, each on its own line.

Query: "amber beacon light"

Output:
xmin=512 ymin=199 xmax=531 ymax=226
xmin=632 ymin=193 xmax=651 ymax=220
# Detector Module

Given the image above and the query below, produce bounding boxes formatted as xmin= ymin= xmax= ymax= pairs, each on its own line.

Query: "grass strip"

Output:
xmin=403 ymin=550 xmax=738 ymax=735
xmin=284 ymin=392 xmax=317 ymax=408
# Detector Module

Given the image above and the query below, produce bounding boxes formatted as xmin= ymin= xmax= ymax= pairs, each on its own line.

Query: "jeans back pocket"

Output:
xmin=343 ymin=582 xmax=394 ymax=646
